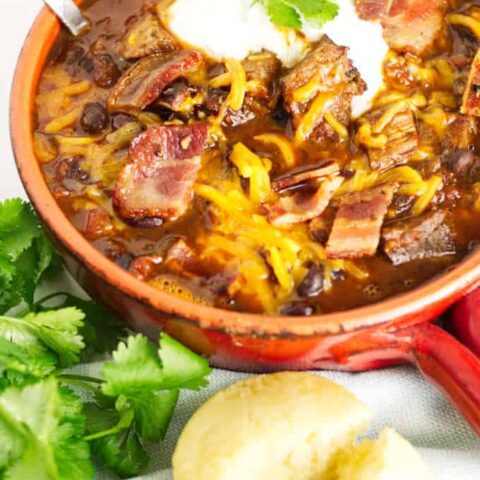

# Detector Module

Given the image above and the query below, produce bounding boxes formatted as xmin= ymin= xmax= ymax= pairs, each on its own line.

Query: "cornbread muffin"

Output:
xmin=335 ymin=428 xmax=434 ymax=480
xmin=172 ymin=372 xmax=371 ymax=480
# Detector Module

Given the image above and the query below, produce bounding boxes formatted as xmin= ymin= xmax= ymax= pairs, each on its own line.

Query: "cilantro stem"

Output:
xmin=35 ymin=291 xmax=74 ymax=308
xmin=84 ymin=427 xmax=123 ymax=442
xmin=84 ymin=410 xmax=134 ymax=442
xmin=58 ymin=374 xmax=104 ymax=393
xmin=58 ymin=373 xmax=103 ymax=384
xmin=12 ymin=292 xmax=74 ymax=317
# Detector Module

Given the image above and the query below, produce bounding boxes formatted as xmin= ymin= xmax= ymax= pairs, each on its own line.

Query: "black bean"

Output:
xmin=93 ymin=54 xmax=120 ymax=88
xmin=298 ymin=265 xmax=324 ymax=298
xmin=80 ymin=102 xmax=109 ymax=135
xmin=111 ymin=112 xmax=136 ymax=130
xmin=281 ymin=302 xmax=316 ymax=317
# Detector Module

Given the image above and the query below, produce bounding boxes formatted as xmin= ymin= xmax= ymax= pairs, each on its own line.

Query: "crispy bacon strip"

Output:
xmin=462 ymin=49 xmax=480 ymax=116
xmin=108 ymin=51 xmax=203 ymax=111
xmin=272 ymin=161 xmax=339 ymax=193
xmin=113 ymin=124 xmax=208 ymax=225
xmin=269 ymin=176 xmax=344 ymax=227
xmin=326 ymin=184 xmax=395 ymax=259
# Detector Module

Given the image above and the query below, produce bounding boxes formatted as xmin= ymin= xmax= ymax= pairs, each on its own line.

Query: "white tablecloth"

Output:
xmin=1 ymin=1 xmax=479 ymax=478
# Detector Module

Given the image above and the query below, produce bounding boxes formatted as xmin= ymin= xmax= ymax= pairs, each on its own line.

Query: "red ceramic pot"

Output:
xmin=10 ymin=2 xmax=480 ymax=434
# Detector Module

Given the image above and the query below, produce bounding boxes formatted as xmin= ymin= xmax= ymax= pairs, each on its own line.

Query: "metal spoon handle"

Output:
xmin=42 ymin=0 xmax=90 ymax=36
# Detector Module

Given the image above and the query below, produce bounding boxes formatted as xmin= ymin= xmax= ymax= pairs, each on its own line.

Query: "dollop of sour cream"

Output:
xmin=165 ymin=0 xmax=389 ymax=116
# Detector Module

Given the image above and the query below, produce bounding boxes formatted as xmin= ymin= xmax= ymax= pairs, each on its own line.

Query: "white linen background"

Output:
xmin=0 ymin=1 xmax=479 ymax=479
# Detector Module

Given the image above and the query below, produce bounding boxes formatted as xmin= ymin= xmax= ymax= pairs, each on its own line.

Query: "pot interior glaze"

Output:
xmin=10 ymin=2 xmax=480 ymax=341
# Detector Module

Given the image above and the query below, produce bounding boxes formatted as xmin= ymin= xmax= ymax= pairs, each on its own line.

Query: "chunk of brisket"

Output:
xmin=108 ymin=51 xmax=203 ymax=111
xmin=326 ymin=184 xmax=396 ymax=259
xmin=361 ymin=106 xmax=418 ymax=171
xmin=356 ymin=0 xmax=447 ymax=56
xmin=462 ymin=48 xmax=480 ymax=116
xmin=243 ymin=51 xmax=281 ymax=103
xmin=222 ymin=52 xmax=281 ymax=129
xmin=113 ymin=124 xmax=208 ymax=225
xmin=281 ymin=36 xmax=365 ymax=145
xmin=441 ymin=114 xmax=479 ymax=177
xmin=118 ymin=13 xmax=178 ymax=60
xmin=382 ymin=210 xmax=456 ymax=265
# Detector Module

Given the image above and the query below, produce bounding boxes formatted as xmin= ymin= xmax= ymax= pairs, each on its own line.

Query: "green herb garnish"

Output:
xmin=260 ymin=0 xmax=339 ymax=29
xmin=0 ymin=198 xmax=212 ymax=479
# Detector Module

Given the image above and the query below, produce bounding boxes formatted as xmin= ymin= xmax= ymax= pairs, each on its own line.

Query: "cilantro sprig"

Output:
xmin=0 ymin=199 xmax=212 ymax=479
xmin=0 ymin=199 xmax=57 ymax=313
xmin=259 ymin=0 xmax=339 ymax=29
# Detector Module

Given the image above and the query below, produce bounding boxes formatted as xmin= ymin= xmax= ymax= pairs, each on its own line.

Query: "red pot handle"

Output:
xmin=451 ymin=287 xmax=480 ymax=358
xmin=392 ymin=322 xmax=480 ymax=435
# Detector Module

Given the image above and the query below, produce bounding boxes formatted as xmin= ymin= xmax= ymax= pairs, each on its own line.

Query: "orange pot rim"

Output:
xmin=10 ymin=4 xmax=480 ymax=339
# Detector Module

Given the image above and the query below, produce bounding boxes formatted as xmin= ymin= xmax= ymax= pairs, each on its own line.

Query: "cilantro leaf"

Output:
xmin=83 ymin=400 xmax=151 ymax=477
xmin=260 ymin=0 xmax=339 ymax=29
xmin=157 ymin=332 xmax=211 ymax=391
xmin=265 ymin=0 xmax=302 ymax=29
xmin=102 ymin=334 xmax=211 ymax=396
xmin=0 ymin=378 xmax=93 ymax=480
xmin=90 ymin=428 xmax=149 ymax=479
xmin=131 ymin=390 xmax=179 ymax=442
xmin=284 ymin=0 xmax=339 ymax=28
xmin=0 ymin=199 xmax=56 ymax=314
xmin=102 ymin=335 xmax=164 ymax=397
xmin=53 ymin=388 xmax=93 ymax=480
xmin=0 ymin=308 xmax=86 ymax=372
xmin=0 ymin=199 xmax=25 ymax=233
xmin=0 ymin=338 xmax=56 ymax=390
xmin=36 ymin=293 xmax=128 ymax=358
xmin=22 ymin=308 xmax=86 ymax=367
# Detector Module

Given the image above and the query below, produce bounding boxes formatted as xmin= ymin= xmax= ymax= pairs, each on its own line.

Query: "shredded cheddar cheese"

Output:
xmin=224 ymin=58 xmax=247 ymax=111
xmin=44 ymin=109 xmax=81 ymax=134
xmin=419 ymin=107 xmax=448 ymax=138
xmin=295 ymin=91 xmax=335 ymax=142
xmin=447 ymin=13 xmax=480 ymax=37
xmin=355 ymin=122 xmax=387 ymax=149
xmin=230 ymin=143 xmax=273 ymax=204
xmin=293 ymin=74 xmax=321 ymax=104
xmin=254 ymin=134 xmax=297 ymax=167
xmin=324 ymin=112 xmax=349 ymax=140
xmin=412 ymin=176 xmax=443 ymax=215
xmin=61 ymin=80 xmax=92 ymax=96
